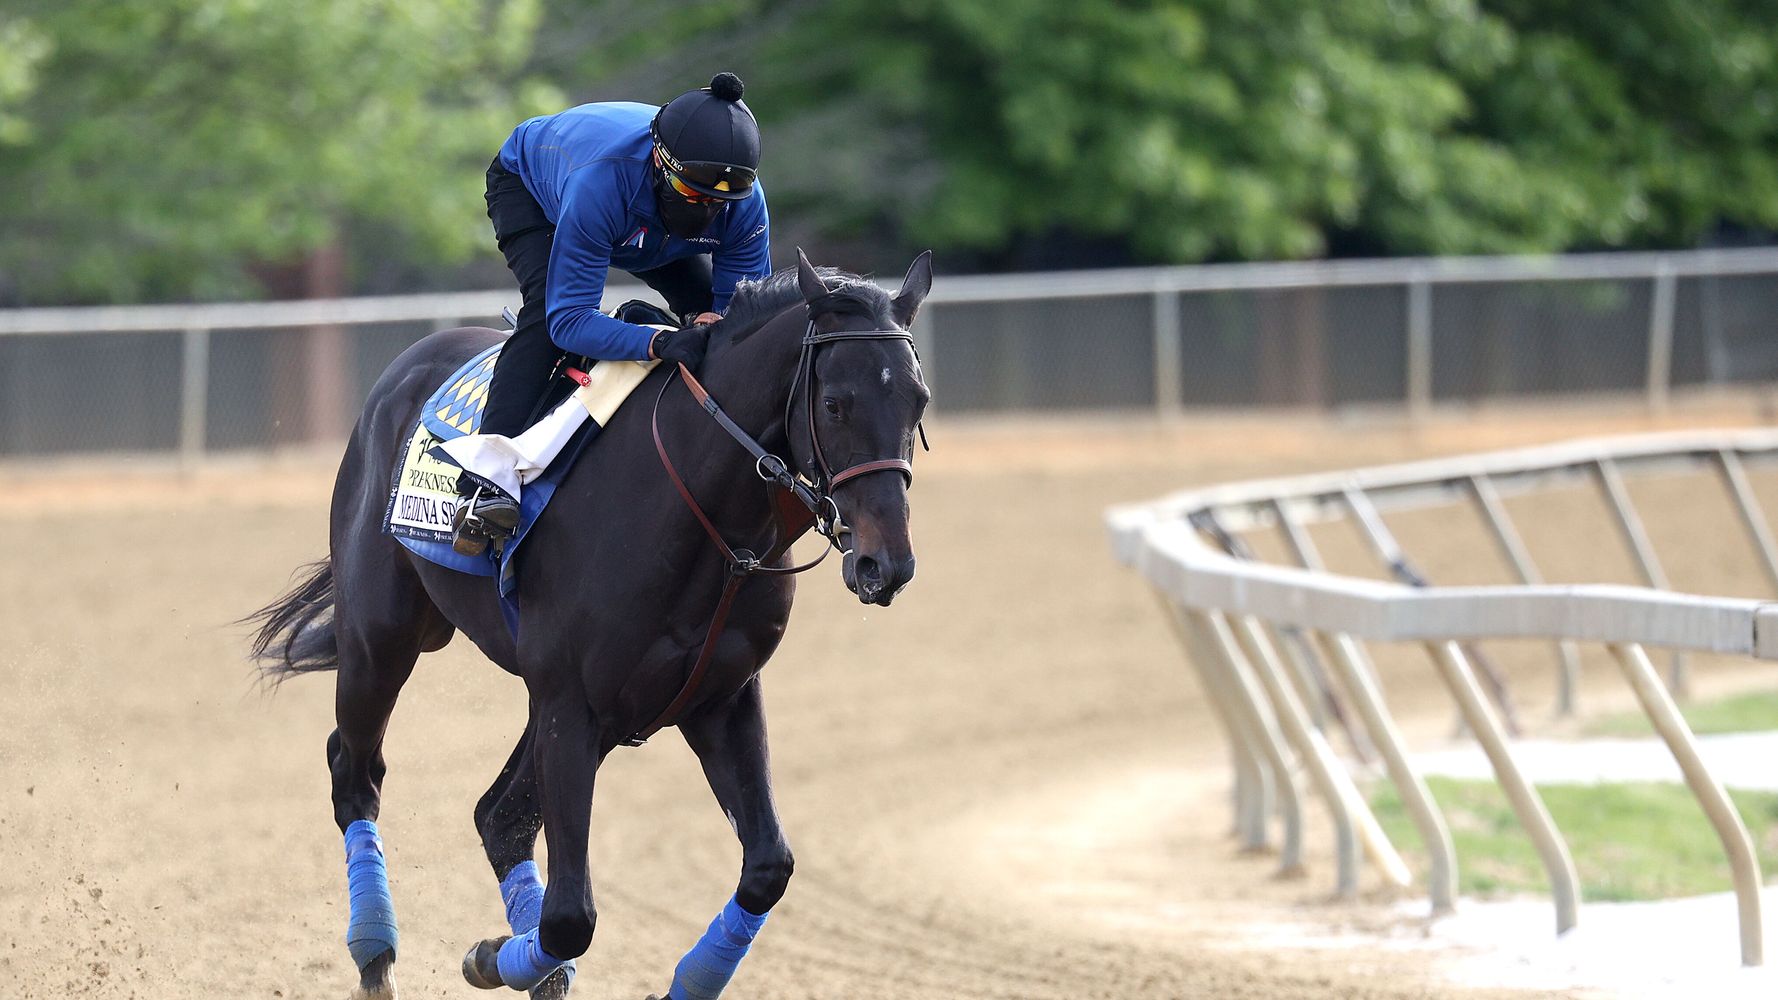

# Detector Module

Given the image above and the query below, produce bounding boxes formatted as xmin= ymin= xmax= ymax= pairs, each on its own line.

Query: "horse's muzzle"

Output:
xmin=842 ymin=548 xmax=915 ymax=606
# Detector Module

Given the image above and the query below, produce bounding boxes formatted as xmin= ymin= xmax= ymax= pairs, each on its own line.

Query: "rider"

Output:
xmin=451 ymin=71 xmax=771 ymax=555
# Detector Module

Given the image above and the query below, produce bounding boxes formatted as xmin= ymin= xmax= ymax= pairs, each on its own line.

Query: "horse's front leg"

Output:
xmin=464 ymin=693 xmax=604 ymax=993
xmin=658 ymin=676 xmax=792 ymax=1000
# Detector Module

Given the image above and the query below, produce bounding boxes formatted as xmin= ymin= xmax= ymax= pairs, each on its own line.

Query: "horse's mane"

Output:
xmin=715 ymin=265 xmax=893 ymax=344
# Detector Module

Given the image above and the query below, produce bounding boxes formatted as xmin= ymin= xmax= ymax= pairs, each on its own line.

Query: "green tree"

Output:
xmin=0 ymin=0 xmax=559 ymax=304
xmin=1472 ymin=0 xmax=1778 ymax=249
xmin=559 ymin=0 xmax=1778 ymax=266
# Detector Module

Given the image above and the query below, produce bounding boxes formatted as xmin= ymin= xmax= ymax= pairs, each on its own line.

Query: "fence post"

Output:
xmin=1160 ymin=594 xmax=1273 ymax=851
xmin=179 ymin=326 xmax=210 ymax=473
xmin=1229 ymin=613 xmax=1413 ymax=894
xmin=1468 ymin=473 xmax=1583 ymax=715
xmin=1406 ymin=274 xmax=1433 ymax=419
xmin=1609 ymin=642 xmax=1762 ymax=966
xmin=1317 ymin=630 xmax=1458 ymax=916
xmin=1426 ymin=640 xmax=1580 ymax=934
xmin=1190 ymin=609 xmax=1306 ymax=875
xmin=1152 ymin=285 xmax=1183 ymax=419
xmin=1716 ymin=449 xmax=1778 ymax=593
xmin=1594 ymin=457 xmax=1685 ymax=694
xmin=1647 ymin=263 xmax=1677 ymax=413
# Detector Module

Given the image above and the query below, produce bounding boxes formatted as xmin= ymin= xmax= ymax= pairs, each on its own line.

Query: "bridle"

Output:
xmin=784 ymin=314 xmax=920 ymax=508
xmin=625 ymin=312 xmax=924 ymax=745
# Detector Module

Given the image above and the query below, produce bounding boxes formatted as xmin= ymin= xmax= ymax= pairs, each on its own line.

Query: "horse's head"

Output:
xmin=788 ymin=249 xmax=932 ymax=606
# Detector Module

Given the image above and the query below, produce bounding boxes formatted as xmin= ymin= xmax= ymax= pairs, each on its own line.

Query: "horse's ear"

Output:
xmin=891 ymin=250 xmax=933 ymax=328
xmin=795 ymin=247 xmax=827 ymax=302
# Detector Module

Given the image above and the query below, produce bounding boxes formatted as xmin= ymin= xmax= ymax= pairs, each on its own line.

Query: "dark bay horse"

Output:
xmin=247 ymin=250 xmax=932 ymax=999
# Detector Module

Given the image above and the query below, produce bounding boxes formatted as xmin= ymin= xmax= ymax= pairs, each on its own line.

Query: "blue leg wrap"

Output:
xmin=500 ymin=861 xmax=546 ymax=932
xmin=667 ymin=895 xmax=768 ymax=1000
xmin=495 ymin=928 xmax=570 ymax=992
xmin=499 ymin=861 xmax=576 ymax=989
xmin=343 ymin=820 xmax=399 ymax=970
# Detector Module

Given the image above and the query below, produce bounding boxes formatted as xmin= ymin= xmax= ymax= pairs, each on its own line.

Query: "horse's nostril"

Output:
xmin=857 ymin=557 xmax=883 ymax=585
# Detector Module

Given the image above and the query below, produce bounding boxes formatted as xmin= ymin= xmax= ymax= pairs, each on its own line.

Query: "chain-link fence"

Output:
xmin=4 ymin=250 xmax=1778 ymax=460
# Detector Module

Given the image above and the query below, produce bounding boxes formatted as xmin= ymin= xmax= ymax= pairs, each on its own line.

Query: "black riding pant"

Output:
xmin=479 ymin=158 xmax=717 ymax=438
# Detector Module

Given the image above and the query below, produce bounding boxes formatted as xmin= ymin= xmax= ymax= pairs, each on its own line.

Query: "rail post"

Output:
xmin=1159 ymin=592 xmax=1272 ymax=850
xmin=1425 ymin=641 xmax=1579 ymax=934
xmin=1646 ymin=263 xmax=1677 ymax=414
xmin=1405 ymin=274 xmax=1433 ymax=420
xmin=179 ymin=326 xmax=210 ymax=473
xmin=1594 ymin=457 xmax=1685 ymax=694
xmin=1190 ymin=609 xmax=1306 ymax=874
xmin=1229 ymin=614 xmax=1413 ymax=894
xmin=1715 ymin=449 xmax=1778 ymax=593
xmin=1153 ymin=285 xmax=1183 ymax=420
xmin=1468 ymin=473 xmax=1583 ymax=715
xmin=1609 ymin=642 xmax=1762 ymax=966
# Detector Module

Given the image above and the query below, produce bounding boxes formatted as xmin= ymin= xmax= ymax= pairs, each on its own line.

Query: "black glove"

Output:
xmin=650 ymin=325 xmax=711 ymax=370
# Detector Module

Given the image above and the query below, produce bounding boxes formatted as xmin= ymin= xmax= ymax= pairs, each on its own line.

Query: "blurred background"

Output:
xmin=7 ymin=5 xmax=1778 ymax=998
xmin=4 ymin=0 xmax=1778 ymax=457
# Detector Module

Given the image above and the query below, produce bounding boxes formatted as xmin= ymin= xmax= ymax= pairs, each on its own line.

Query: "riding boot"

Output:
xmin=451 ymin=475 xmax=521 ymax=557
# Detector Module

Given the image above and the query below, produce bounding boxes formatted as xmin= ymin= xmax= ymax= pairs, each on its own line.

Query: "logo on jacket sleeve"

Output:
xmin=622 ymin=226 xmax=648 ymax=250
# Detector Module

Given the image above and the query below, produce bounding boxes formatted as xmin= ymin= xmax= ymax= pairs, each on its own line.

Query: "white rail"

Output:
xmin=1108 ymin=427 xmax=1778 ymax=963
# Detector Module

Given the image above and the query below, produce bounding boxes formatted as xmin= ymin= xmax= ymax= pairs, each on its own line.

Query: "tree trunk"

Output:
xmin=257 ymin=235 xmax=352 ymax=445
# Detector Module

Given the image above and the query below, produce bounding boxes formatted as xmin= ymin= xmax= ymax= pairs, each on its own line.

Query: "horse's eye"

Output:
xmin=822 ymin=397 xmax=843 ymax=417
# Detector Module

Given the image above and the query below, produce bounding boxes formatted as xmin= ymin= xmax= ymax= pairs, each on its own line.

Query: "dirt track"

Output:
xmin=5 ymin=398 xmax=1776 ymax=999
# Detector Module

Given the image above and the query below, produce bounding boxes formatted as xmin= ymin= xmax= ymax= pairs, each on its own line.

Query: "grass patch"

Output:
xmin=1582 ymin=689 xmax=1778 ymax=738
xmin=1370 ymin=777 xmax=1778 ymax=901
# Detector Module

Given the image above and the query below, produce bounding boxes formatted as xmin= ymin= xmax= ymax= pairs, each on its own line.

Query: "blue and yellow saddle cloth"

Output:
xmin=425 ymin=343 xmax=502 ymax=438
xmin=381 ymin=343 xmax=596 ymax=632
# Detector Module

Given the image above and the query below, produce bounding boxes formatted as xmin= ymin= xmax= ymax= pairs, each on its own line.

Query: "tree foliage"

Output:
xmin=0 ymin=0 xmax=558 ymax=303
xmin=753 ymin=0 xmax=1778 ymax=264
xmin=4 ymin=0 xmax=1777 ymax=302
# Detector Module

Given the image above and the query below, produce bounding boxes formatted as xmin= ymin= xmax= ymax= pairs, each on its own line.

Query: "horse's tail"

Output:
xmin=244 ymin=558 xmax=339 ymax=683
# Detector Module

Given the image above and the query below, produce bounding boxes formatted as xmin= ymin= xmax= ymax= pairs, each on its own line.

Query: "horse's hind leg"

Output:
xmin=463 ymin=693 xmax=603 ymax=993
xmin=329 ymin=584 xmax=431 ymax=999
xmin=466 ymin=721 xmax=573 ymax=999
xmin=660 ymin=677 xmax=791 ymax=999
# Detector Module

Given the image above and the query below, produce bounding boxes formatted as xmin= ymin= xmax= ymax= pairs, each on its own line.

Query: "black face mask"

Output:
xmin=654 ymin=174 xmax=724 ymax=239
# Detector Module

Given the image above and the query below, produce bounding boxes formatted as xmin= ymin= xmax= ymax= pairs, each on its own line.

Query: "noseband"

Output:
xmin=632 ymin=311 xmax=923 ymax=746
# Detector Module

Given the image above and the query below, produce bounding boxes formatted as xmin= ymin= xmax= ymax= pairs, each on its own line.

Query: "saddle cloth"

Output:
xmin=382 ymin=340 xmax=660 ymax=631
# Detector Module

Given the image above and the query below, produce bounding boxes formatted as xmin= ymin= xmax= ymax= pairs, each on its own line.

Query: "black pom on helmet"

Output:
xmin=651 ymin=72 xmax=760 ymax=201
xmin=709 ymin=72 xmax=744 ymax=102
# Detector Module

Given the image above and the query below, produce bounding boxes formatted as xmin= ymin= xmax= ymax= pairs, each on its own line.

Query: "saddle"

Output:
xmin=381 ymin=301 xmax=679 ymax=633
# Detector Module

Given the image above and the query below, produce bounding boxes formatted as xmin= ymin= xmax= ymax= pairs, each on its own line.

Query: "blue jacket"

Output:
xmin=497 ymin=102 xmax=772 ymax=360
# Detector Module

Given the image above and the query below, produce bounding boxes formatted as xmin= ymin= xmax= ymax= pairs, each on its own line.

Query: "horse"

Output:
xmin=245 ymin=249 xmax=933 ymax=999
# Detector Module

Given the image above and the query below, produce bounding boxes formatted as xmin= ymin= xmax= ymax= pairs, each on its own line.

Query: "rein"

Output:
xmin=624 ymin=319 xmax=918 ymax=746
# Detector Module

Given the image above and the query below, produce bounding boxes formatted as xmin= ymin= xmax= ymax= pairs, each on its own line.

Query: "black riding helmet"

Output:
xmin=651 ymin=72 xmax=759 ymax=201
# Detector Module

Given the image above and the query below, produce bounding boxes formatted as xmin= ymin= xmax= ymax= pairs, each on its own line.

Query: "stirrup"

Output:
xmin=451 ymin=487 xmax=518 ymax=557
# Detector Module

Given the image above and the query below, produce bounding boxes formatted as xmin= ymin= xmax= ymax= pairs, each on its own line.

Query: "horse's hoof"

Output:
xmin=531 ymin=967 xmax=571 ymax=999
xmin=462 ymin=935 xmax=510 ymax=990
xmin=348 ymin=952 xmax=397 ymax=1000
xmin=346 ymin=969 xmax=396 ymax=1000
